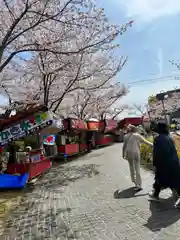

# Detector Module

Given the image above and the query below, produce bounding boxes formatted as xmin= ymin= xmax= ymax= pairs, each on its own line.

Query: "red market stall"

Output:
xmin=0 ymin=105 xmax=53 ymax=181
xmin=57 ymin=118 xmax=88 ymax=158
xmin=7 ymin=149 xmax=49 ymax=180
xmin=95 ymin=119 xmax=117 ymax=146
xmin=41 ymin=114 xmax=64 ymax=158
xmin=87 ymin=120 xmax=105 ymax=148
xmin=118 ymin=117 xmax=143 ymax=129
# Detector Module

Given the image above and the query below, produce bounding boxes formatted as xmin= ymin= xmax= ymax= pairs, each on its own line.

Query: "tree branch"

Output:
xmin=51 ymin=53 xmax=84 ymax=112
xmin=112 ymin=109 xmax=124 ymax=119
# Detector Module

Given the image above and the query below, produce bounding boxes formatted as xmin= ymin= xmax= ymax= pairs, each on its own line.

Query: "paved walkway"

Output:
xmin=2 ymin=144 xmax=180 ymax=239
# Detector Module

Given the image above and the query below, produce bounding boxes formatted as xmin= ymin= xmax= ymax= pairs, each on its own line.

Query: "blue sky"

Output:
xmin=98 ymin=0 xmax=180 ymax=108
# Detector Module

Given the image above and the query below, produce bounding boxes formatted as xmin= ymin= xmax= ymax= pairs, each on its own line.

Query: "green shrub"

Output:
xmin=140 ymin=136 xmax=180 ymax=170
xmin=140 ymin=143 xmax=153 ymax=170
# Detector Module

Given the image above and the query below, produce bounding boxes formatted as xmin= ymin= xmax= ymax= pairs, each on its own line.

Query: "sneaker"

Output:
xmin=148 ymin=192 xmax=160 ymax=201
xmin=174 ymin=198 xmax=180 ymax=208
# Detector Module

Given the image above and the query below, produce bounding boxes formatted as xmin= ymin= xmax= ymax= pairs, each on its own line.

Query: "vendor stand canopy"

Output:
xmin=70 ymin=118 xmax=88 ymax=130
xmin=88 ymin=118 xmax=99 ymax=122
xmin=0 ymin=105 xmax=53 ymax=147
xmin=104 ymin=119 xmax=117 ymax=132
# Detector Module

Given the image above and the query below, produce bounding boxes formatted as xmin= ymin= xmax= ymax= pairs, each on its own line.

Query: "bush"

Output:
xmin=140 ymin=136 xmax=180 ymax=170
xmin=140 ymin=143 xmax=153 ymax=170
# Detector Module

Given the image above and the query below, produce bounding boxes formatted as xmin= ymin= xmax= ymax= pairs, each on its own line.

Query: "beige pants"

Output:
xmin=127 ymin=154 xmax=142 ymax=188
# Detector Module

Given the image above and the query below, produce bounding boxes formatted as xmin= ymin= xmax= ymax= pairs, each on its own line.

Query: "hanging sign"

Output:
xmin=0 ymin=111 xmax=53 ymax=146
xmin=70 ymin=119 xmax=88 ymax=130
xmin=43 ymin=134 xmax=56 ymax=145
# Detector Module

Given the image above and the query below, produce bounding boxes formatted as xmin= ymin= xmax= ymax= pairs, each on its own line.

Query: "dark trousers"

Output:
xmin=153 ymin=179 xmax=180 ymax=197
xmin=153 ymin=180 xmax=162 ymax=197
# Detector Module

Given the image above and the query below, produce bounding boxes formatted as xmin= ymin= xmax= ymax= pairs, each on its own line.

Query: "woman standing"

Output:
xmin=123 ymin=125 xmax=153 ymax=191
xmin=149 ymin=121 xmax=180 ymax=208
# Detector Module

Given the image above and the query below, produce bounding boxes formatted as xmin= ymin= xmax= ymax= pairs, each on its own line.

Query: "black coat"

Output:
xmin=153 ymin=134 xmax=180 ymax=189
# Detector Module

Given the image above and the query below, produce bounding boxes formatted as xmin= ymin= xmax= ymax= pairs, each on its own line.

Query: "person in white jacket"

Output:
xmin=123 ymin=125 xmax=153 ymax=191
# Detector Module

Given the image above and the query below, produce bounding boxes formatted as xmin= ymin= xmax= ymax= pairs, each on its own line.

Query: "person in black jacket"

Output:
xmin=149 ymin=121 xmax=180 ymax=208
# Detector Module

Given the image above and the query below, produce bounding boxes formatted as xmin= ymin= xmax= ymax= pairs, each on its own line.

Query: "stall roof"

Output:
xmin=0 ymin=104 xmax=48 ymax=130
xmin=88 ymin=118 xmax=99 ymax=122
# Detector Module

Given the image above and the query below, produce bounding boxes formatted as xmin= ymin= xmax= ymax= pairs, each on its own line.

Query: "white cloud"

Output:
xmin=118 ymin=0 xmax=180 ymax=21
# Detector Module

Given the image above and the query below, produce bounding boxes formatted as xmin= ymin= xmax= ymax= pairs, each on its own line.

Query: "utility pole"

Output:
xmin=161 ymin=99 xmax=168 ymax=124
xmin=156 ymin=91 xmax=168 ymax=124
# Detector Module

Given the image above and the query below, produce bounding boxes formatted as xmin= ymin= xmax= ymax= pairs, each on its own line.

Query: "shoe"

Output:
xmin=174 ymin=198 xmax=180 ymax=208
xmin=148 ymin=192 xmax=160 ymax=201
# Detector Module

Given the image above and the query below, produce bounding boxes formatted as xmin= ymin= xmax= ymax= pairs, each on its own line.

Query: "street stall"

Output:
xmin=87 ymin=119 xmax=105 ymax=148
xmin=95 ymin=119 xmax=117 ymax=146
xmin=57 ymin=118 xmax=88 ymax=158
xmin=118 ymin=117 xmax=143 ymax=128
xmin=0 ymin=105 xmax=53 ymax=184
xmin=41 ymin=113 xmax=64 ymax=158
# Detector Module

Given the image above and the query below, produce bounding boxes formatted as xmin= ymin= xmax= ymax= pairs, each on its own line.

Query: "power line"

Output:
xmin=123 ymin=70 xmax=180 ymax=82
xmin=127 ymin=74 xmax=180 ymax=86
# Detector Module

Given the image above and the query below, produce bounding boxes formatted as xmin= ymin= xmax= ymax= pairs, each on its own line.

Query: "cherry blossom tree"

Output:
xmin=0 ymin=0 xmax=133 ymax=117
xmin=148 ymin=90 xmax=180 ymax=119
xmin=24 ymin=52 xmax=127 ymax=113
xmin=0 ymin=0 xmax=132 ymax=73
xmin=0 ymin=0 xmax=96 ymax=72
xmin=65 ymin=82 xmax=129 ymax=120
xmin=133 ymin=103 xmax=148 ymax=116
xmin=96 ymin=87 xmax=129 ymax=120
xmin=64 ymin=90 xmax=98 ymax=119
xmin=4 ymin=17 xmax=129 ymax=112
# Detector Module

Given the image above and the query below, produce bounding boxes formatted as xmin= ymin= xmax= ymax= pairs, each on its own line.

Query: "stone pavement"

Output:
xmin=2 ymin=143 xmax=180 ymax=240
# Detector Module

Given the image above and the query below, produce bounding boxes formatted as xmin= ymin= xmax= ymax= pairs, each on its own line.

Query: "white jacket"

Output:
xmin=123 ymin=133 xmax=152 ymax=160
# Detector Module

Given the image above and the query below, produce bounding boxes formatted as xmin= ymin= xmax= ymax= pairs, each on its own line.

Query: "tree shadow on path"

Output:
xmin=144 ymin=197 xmax=180 ymax=232
xmin=114 ymin=187 xmax=148 ymax=199
xmin=33 ymin=163 xmax=100 ymax=191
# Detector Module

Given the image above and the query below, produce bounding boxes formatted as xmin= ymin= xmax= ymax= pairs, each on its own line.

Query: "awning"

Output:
xmin=104 ymin=120 xmax=117 ymax=132
xmin=67 ymin=118 xmax=88 ymax=131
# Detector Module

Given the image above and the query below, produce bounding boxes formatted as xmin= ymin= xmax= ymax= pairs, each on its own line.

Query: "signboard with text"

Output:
xmin=0 ymin=111 xmax=53 ymax=146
